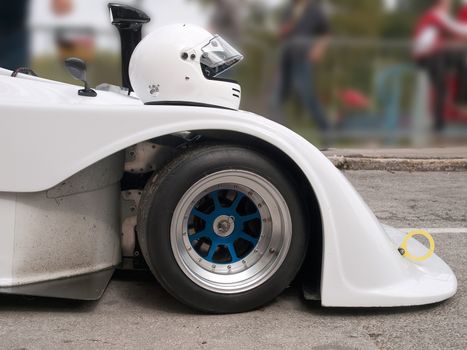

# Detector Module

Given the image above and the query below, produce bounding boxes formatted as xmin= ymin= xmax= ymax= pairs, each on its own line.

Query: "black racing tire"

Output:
xmin=137 ymin=144 xmax=308 ymax=313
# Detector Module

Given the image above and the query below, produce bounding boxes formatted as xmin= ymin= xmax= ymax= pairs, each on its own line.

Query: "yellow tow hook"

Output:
xmin=398 ymin=229 xmax=435 ymax=262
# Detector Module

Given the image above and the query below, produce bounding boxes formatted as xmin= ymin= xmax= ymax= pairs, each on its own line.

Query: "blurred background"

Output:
xmin=1 ymin=0 xmax=467 ymax=147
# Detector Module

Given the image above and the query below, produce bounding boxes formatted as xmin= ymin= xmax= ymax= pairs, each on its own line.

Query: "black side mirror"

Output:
xmin=64 ymin=57 xmax=97 ymax=97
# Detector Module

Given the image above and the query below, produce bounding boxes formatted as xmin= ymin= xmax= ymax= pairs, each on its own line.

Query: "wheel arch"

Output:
xmin=147 ymin=130 xmax=323 ymax=291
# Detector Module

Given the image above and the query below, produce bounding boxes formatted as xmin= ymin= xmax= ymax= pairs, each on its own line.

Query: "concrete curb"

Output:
xmin=327 ymin=156 xmax=467 ymax=172
xmin=324 ymin=148 xmax=467 ymax=171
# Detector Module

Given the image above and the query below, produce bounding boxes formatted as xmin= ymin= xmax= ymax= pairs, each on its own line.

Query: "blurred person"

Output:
xmin=0 ymin=0 xmax=72 ymax=71
xmin=272 ymin=0 xmax=330 ymax=131
xmin=458 ymin=0 xmax=467 ymax=21
xmin=455 ymin=0 xmax=467 ymax=105
xmin=209 ymin=0 xmax=245 ymax=79
xmin=210 ymin=0 xmax=244 ymax=45
xmin=413 ymin=0 xmax=467 ymax=131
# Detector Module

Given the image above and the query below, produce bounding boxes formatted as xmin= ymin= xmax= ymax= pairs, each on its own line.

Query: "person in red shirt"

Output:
xmin=455 ymin=0 xmax=467 ymax=104
xmin=458 ymin=0 xmax=467 ymax=22
xmin=413 ymin=0 xmax=467 ymax=131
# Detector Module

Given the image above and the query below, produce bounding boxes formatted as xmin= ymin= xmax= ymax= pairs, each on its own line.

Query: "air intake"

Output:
xmin=108 ymin=3 xmax=150 ymax=92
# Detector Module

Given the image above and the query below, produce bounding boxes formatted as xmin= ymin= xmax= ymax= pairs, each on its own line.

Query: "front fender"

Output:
xmin=0 ymin=96 xmax=457 ymax=306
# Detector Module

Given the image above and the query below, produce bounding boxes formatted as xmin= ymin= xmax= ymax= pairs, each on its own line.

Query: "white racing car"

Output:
xmin=0 ymin=4 xmax=457 ymax=313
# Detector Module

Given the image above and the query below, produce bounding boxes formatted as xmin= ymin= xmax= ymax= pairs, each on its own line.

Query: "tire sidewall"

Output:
xmin=138 ymin=145 xmax=308 ymax=313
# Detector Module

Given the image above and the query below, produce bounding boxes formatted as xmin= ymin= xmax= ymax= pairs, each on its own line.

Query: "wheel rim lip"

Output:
xmin=170 ymin=170 xmax=292 ymax=294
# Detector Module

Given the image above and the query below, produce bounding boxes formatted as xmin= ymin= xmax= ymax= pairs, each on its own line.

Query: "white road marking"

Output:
xmin=398 ymin=228 xmax=467 ymax=234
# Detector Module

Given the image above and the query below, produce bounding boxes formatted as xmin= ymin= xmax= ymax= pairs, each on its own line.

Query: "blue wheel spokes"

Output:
xmin=188 ymin=229 xmax=208 ymax=242
xmin=227 ymin=243 xmax=239 ymax=261
xmin=238 ymin=212 xmax=261 ymax=224
xmin=211 ymin=191 xmax=222 ymax=210
xmin=238 ymin=232 xmax=258 ymax=245
xmin=229 ymin=192 xmax=244 ymax=210
xmin=191 ymin=209 xmax=211 ymax=222
xmin=189 ymin=189 xmax=261 ymax=264
xmin=206 ymin=244 xmax=217 ymax=261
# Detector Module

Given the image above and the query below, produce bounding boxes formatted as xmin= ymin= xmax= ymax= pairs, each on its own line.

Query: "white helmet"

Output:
xmin=129 ymin=23 xmax=243 ymax=110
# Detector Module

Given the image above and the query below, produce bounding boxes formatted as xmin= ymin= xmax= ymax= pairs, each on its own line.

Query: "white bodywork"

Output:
xmin=0 ymin=68 xmax=457 ymax=306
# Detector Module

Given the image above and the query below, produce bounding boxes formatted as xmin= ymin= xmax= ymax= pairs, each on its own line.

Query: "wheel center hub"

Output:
xmin=213 ymin=215 xmax=235 ymax=237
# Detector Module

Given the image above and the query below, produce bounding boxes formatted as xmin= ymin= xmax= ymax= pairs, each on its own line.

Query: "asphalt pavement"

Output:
xmin=0 ymin=171 xmax=466 ymax=350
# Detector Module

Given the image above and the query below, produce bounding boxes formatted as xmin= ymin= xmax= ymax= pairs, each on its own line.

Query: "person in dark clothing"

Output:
xmin=209 ymin=0 xmax=244 ymax=79
xmin=0 ymin=0 xmax=72 ymax=70
xmin=454 ymin=0 xmax=467 ymax=105
xmin=0 ymin=0 xmax=30 ymax=70
xmin=272 ymin=0 xmax=330 ymax=131
xmin=210 ymin=0 xmax=243 ymax=45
